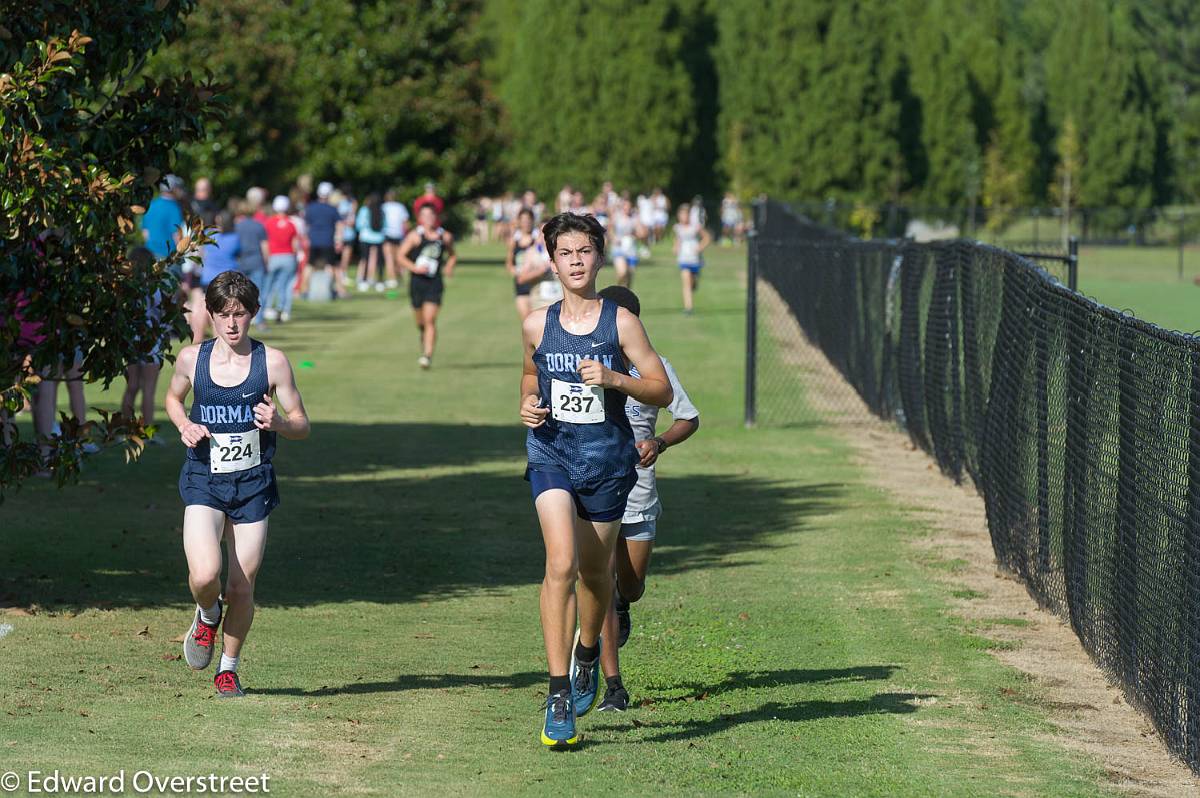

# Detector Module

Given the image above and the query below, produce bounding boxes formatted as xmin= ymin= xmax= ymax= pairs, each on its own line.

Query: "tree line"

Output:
xmin=148 ymin=0 xmax=1196 ymax=212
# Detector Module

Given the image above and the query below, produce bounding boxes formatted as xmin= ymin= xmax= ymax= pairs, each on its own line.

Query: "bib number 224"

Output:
xmin=210 ymin=430 xmax=262 ymax=474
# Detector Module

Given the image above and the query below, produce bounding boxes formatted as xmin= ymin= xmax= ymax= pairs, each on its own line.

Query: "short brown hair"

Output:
xmin=541 ymin=212 xmax=606 ymax=259
xmin=205 ymin=270 xmax=260 ymax=315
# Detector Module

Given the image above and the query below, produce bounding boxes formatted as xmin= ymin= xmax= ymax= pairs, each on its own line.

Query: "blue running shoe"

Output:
xmin=570 ymin=633 xmax=602 ymax=717
xmin=540 ymin=689 xmax=578 ymax=748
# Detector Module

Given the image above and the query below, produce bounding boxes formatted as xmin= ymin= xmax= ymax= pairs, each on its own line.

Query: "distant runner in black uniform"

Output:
xmin=397 ymin=205 xmax=457 ymax=369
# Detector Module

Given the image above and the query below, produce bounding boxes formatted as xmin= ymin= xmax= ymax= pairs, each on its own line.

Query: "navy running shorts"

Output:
xmin=526 ymin=467 xmax=637 ymax=523
xmin=514 ymin=276 xmax=532 ymax=297
xmin=178 ymin=460 xmax=279 ymax=524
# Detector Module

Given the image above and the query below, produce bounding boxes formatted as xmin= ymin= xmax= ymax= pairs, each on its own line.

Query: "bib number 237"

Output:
xmin=551 ymin=379 xmax=605 ymax=424
xmin=210 ymin=430 xmax=262 ymax=474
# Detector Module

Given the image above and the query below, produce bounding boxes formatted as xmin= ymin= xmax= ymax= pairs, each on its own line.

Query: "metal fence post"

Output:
xmin=1068 ymin=236 xmax=1079 ymax=292
xmin=744 ymin=225 xmax=759 ymax=428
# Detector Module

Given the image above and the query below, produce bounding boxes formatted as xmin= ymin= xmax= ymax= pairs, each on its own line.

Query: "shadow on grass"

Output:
xmin=252 ymin=670 xmax=546 ymax=697
xmin=647 ymin=665 xmax=902 ymax=704
xmin=633 ymin=692 xmax=939 ymax=743
xmin=1 ymin=423 xmax=843 ymax=611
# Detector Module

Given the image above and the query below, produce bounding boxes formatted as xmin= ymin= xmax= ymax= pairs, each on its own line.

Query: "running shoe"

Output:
xmin=279 ymin=311 xmax=291 ymax=323
xmin=418 ymin=355 xmax=432 ymax=370
xmin=183 ymin=601 xmax=221 ymax=670
xmin=540 ymin=689 xmax=578 ymax=748
xmin=597 ymin=684 xmax=629 ymax=712
xmin=570 ymin=632 xmax=602 ymax=717
xmin=214 ymin=670 xmax=245 ymax=698
xmin=615 ymin=594 xmax=632 ymax=648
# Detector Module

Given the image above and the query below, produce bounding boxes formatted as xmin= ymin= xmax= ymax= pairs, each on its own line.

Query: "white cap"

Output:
xmin=272 ymin=195 xmax=290 ymax=214
xmin=317 ymin=181 xmax=334 ymax=199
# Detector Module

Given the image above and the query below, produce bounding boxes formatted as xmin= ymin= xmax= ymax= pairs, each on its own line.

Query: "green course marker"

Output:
xmin=299 ymin=361 xmax=315 ymax=369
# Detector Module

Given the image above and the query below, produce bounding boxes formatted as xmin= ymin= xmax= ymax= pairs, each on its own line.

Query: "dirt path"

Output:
xmin=760 ymin=281 xmax=1200 ymax=797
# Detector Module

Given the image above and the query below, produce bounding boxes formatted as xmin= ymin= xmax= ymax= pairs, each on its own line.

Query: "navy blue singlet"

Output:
xmin=187 ymin=339 xmax=276 ymax=467
xmin=526 ymin=299 xmax=638 ymax=483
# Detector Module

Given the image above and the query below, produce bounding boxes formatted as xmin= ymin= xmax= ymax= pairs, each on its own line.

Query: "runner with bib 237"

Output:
xmin=518 ymin=212 xmax=673 ymax=749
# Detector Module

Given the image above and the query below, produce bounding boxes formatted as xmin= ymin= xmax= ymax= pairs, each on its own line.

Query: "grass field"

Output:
xmin=0 ymin=241 xmax=1124 ymax=795
xmin=1074 ymin=245 xmax=1200 ymax=333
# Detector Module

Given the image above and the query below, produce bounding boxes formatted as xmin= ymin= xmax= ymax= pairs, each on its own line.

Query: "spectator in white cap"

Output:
xmin=304 ymin=181 xmax=342 ymax=289
xmin=261 ymin=195 xmax=303 ymax=323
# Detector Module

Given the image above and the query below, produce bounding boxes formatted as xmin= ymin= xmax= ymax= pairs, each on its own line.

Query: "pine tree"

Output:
xmin=1050 ymin=115 xmax=1083 ymax=246
xmin=902 ymin=0 xmax=981 ymax=208
xmin=1044 ymin=0 xmax=1168 ymax=209
xmin=1131 ymin=0 xmax=1200 ymax=201
xmin=496 ymin=0 xmax=697 ymax=198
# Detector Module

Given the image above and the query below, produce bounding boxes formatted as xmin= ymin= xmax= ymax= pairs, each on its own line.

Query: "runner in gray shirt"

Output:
xmin=595 ymin=285 xmax=700 ymax=712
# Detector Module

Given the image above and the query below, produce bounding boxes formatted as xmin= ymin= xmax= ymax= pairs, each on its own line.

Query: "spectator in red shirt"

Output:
xmin=413 ymin=182 xmax=445 ymax=221
xmin=262 ymin=195 xmax=304 ymax=323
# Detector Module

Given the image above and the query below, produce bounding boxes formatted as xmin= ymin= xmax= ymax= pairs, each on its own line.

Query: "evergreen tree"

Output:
xmin=1044 ymin=0 xmax=1168 ymax=208
xmin=902 ymin=0 xmax=981 ymax=208
xmin=498 ymin=0 xmax=697 ymax=198
xmin=1132 ymin=0 xmax=1200 ymax=201
xmin=714 ymin=0 xmax=831 ymax=199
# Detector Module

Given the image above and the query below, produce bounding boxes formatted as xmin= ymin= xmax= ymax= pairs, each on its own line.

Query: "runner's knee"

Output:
xmin=189 ymin=563 xmax=222 ymax=590
xmin=618 ymin=577 xmax=646 ymax=603
xmin=223 ymin=576 xmax=255 ymax=605
xmin=544 ymin=553 xmax=577 ymax=586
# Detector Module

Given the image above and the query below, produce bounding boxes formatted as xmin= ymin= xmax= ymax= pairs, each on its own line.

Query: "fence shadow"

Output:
xmin=1 ymin=423 xmax=842 ymax=612
xmin=631 ymin=692 xmax=937 ymax=744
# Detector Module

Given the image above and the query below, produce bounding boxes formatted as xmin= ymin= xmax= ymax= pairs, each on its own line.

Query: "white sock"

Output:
xmin=198 ymin=601 xmax=221 ymax=626
xmin=219 ymin=653 xmax=239 ymax=673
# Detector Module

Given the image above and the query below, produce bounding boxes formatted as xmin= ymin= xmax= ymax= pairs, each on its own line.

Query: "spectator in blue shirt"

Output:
xmin=192 ymin=210 xmax=241 ymax=342
xmin=140 ymin=174 xmax=186 ymax=263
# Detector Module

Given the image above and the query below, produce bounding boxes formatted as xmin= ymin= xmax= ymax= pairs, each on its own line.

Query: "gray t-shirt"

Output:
xmin=623 ymin=356 xmax=699 ymax=523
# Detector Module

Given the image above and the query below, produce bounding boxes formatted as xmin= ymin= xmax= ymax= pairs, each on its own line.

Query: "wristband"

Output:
xmin=653 ymin=436 xmax=668 ymax=453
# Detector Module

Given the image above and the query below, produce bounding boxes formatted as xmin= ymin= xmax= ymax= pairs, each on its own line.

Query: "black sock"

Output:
xmin=575 ymin=639 xmax=599 ymax=663
xmin=606 ymin=674 xmax=623 ymax=690
xmin=549 ymin=675 xmax=570 ymax=695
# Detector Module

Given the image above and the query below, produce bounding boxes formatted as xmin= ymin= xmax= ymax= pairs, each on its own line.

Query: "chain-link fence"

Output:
xmin=747 ymin=198 xmax=1200 ymax=772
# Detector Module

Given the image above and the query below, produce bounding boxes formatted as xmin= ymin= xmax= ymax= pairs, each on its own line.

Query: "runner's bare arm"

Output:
xmin=396 ymin=232 xmax=420 ymax=274
xmin=505 ymin=235 xmax=518 ymax=275
xmin=519 ymin=310 xmax=549 ymax=428
xmin=165 ymin=345 xmax=208 ymax=447
xmin=577 ymin=308 xmax=672 ymax=407
xmin=698 ymin=226 xmax=713 ymax=253
xmin=442 ymin=232 xmax=457 ymax=277
xmin=517 ymin=256 xmax=550 ymax=285
xmin=257 ymin=348 xmax=310 ymax=440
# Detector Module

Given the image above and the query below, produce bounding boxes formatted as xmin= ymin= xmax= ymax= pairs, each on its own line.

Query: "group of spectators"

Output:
xmin=139 ymin=175 xmax=449 ymax=337
xmin=472 ymin=184 xmax=748 ymax=247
